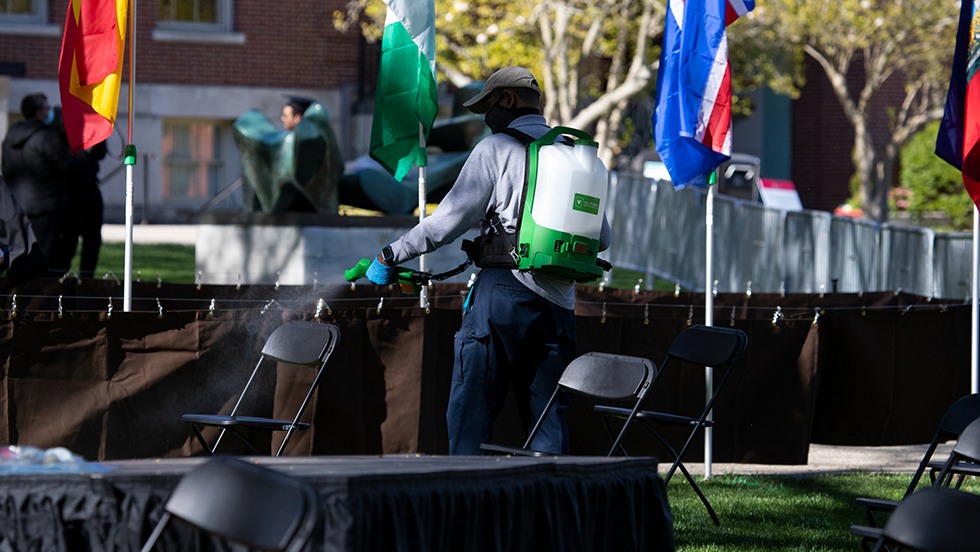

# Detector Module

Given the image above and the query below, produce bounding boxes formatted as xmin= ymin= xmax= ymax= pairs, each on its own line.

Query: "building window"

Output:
xmin=0 ymin=0 xmax=47 ymax=24
xmin=157 ymin=0 xmax=231 ymax=32
xmin=161 ymin=121 xmax=224 ymax=205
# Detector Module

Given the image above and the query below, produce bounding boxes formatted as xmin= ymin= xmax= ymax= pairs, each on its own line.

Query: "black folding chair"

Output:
xmin=182 ymin=321 xmax=340 ymax=457
xmin=594 ymin=324 xmax=748 ymax=526
xmin=853 ymin=394 xmax=980 ymax=532
xmin=862 ymin=487 xmax=980 ymax=552
xmin=933 ymin=416 xmax=980 ymax=487
xmin=140 ymin=456 xmax=320 ymax=552
xmin=480 ymin=352 xmax=659 ymax=457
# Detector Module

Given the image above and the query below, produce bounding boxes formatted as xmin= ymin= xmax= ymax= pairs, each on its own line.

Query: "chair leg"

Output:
xmin=139 ymin=511 xmax=172 ymax=552
xmin=672 ymin=459 xmax=721 ymax=526
xmin=189 ymin=425 xmax=215 ymax=456
xmin=605 ymin=416 xmax=721 ymax=525
xmin=193 ymin=425 xmax=262 ymax=456
xmin=223 ymin=428 xmax=262 ymax=455
xmin=600 ymin=414 xmax=631 ymax=457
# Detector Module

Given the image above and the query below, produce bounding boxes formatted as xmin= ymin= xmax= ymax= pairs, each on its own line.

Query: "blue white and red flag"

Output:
xmin=936 ymin=0 xmax=980 ymax=208
xmin=653 ymin=0 xmax=754 ymax=188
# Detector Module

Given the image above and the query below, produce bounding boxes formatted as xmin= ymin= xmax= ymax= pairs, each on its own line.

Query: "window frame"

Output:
xmin=0 ymin=0 xmax=47 ymax=25
xmin=156 ymin=0 xmax=232 ymax=34
xmin=160 ymin=118 xmax=227 ymax=207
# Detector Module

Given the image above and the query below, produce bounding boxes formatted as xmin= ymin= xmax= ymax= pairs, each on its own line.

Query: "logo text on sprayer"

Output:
xmin=572 ymin=193 xmax=601 ymax=215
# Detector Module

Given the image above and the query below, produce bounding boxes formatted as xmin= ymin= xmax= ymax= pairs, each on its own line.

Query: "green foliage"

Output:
xmin=900 ymin=121 xmax=974 ymax=231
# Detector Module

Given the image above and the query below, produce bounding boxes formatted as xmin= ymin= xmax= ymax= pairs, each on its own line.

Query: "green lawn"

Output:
xmin=669 ymin=473 xmax=978 ymax=551
xmin=72 ymin=241 xmax=197 ymax=284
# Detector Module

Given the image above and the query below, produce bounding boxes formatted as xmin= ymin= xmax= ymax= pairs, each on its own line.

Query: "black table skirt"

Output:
xmin=0 ymin=455 xmax=675 ymax=552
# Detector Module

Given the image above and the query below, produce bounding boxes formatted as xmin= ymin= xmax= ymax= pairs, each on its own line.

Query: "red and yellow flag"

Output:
xmin=58 ymin=0 xmax=127 ymax=154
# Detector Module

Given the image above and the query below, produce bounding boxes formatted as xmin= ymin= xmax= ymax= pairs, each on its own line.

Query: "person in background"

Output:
xmin=357 ymin=67 xmax=612 ymax=455
xmin=1 ymin=93 xmax=75 ymax=274
xmin=280 ymin=96 xmax=314 ymax=131
xmin=0 ymin=175 xmax=45 ymax=288
xmin=52 ymin=106 xmax=108 ymax=278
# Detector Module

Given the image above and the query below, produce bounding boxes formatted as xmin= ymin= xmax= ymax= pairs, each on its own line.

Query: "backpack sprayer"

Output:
xmin=462 ymin=126 xmax=612 ymax=282
xmin=344 ymin=258 xmax=473 ymax=295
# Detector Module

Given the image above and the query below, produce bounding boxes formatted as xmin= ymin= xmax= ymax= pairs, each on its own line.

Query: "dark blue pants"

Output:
xmin=447 ymin=268 xmax=576 ymax=455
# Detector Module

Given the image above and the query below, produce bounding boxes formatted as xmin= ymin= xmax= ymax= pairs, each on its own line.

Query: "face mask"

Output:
xmin=43 ymin=109 xmax=55 ymax=126
xmin=485 ymin=105 xmax=539 ymax=135
xmin=484 ymin=103 xmax=517 ymax=134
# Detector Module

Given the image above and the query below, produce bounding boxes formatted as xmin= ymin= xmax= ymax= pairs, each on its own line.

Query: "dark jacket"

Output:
xmin=1 ymin=120 xmax=71 ymax=216
xmin=0 ymin=176 xmax=45 ymax=286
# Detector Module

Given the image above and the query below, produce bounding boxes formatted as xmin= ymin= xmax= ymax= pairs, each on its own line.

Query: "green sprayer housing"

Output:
xmin=517 ymin=127 xmax=609 ymax=282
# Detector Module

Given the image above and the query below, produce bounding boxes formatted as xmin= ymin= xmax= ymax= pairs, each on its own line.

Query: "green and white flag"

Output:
xmin=369 ymin=0 xmax=438 ymax=181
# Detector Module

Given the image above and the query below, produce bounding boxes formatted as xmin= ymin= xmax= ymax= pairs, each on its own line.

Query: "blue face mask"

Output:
xmin=43 ymin=109 xmax=55 ymax=126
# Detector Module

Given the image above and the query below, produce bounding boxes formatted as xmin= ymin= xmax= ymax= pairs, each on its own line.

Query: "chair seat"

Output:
xmin=849 ymin=524 xmax=883 ymax=540
xmin=927 ymin=459 xmax=980 ymax=478
xmin=181 ymin=414 xmax=311 ymax=432
xmin=594 ymin=405 xmax=715 ymax=427
xmin=855 ymin=497 xmax=899 ymax=511
xmin=479 ymin=443 xmax=553 ymax=457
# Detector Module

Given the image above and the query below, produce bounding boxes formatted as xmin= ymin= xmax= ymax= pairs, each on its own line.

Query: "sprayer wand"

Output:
xmin=344 ymin=258 xmax=473 ymax=295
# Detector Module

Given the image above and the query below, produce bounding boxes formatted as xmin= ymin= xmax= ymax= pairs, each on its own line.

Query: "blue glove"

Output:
xmin=365 ymin=256 xmax=396 ymax=285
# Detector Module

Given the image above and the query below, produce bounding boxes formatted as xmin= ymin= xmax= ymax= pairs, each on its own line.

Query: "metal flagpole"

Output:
xmin=973 ymin=205 xmax=978 ymax=394
xmin=418 ymin=124 xmax=427 ymax=308
xmin=122 ymin=0 xmax=137 ymax=311
xmin=704 ymin=172 xmax=715 ymax=479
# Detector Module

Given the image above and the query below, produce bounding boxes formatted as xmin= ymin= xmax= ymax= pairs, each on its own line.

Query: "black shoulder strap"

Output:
xmin=501 ymin=128 xmax=535 ymax=145
xmin=498 ymin=128 xmax=538 ymax=261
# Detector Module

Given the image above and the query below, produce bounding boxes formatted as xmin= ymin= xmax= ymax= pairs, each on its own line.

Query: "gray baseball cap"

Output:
xmin=463 ymin=66 xmax=542 ymax=114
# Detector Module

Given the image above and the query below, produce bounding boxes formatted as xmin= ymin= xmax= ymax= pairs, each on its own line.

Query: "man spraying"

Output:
xmin=351 ymin=67 xmax=612 ymax=455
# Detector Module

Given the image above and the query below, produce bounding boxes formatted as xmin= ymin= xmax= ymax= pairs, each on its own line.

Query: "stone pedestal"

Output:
xmin=195 ymin=212 xmax=478 ymax=285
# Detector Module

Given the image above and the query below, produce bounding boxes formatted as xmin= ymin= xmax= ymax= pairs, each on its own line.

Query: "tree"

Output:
xmin=334 ymin=0 xmax=793 ymax=168
xmin=755 ymin=0 xmax=958 ymax=222
xmin=901 ymin=121 xmax=974 ymax=230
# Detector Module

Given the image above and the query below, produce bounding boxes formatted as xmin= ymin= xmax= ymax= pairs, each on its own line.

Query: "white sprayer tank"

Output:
xmin=531 ymin=141 xmax=608 ymax=238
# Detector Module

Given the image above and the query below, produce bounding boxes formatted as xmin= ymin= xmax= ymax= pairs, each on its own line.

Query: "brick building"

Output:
xmin=1 ymin=1 xmax=902 ymax=220
xmin=0 ymin=0 xmax=378 ymax=221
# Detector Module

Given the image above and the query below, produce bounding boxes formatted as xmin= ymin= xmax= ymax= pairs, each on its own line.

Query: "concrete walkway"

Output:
xmin=102 ymin=224 xmax=197 ymax=245
xmin=683 ymin=442 xmax=953 ymax=476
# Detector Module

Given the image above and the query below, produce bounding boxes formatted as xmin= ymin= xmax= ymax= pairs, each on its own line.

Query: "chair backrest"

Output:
xmin=219 ymin=321 xmax=340 ymax=456
xmin=262 ymin=321 xmax=340 ymax=366
xmin=521 ymin=352 xmax=658 ymax=455
xmin=876 ymin=487 xmax=980 ymax=552
xmin=142 ymin=457 xmax=320 ymax=552
xmin=227 ymin=321 xmax=339 ymax=418
xmin=936 ymin=393 xmax=980 ymax=439
xmin=559 ymin=352 xmax=658 ymax=402
xmin=934 ymin=416 xmax=980 ymax=487
xmin=660 ymin=324 xmax=747 ymax=421
xmin=951 ymin=416 xmax=980 ymax=463
xmin=903 ymin=393 xmax=980 ymax=495
xmin=665 ymin=324 xmax=747 ymax=369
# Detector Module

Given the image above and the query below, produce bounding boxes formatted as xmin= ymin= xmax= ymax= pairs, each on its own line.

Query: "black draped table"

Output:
xmin=0 ymin=455 xmax=674 ymax=552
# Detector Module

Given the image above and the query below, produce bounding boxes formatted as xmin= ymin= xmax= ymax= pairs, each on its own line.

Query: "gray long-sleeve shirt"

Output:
xmin=388 ymin=114 xmax=611 ymax=309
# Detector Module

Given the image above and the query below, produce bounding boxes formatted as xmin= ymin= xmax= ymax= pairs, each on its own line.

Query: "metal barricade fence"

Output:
xmin=879 ymin=224 xmax=934 ymax=296
xmin=783 ymin=210 xmax=832 ymax=294
xmin=828 ymin=216 xmax=879 ymax=293
xmin=933 ymin=232 xmax=972 ymax=300
xmin=606 ymin=172 xmax=970 ymax=298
